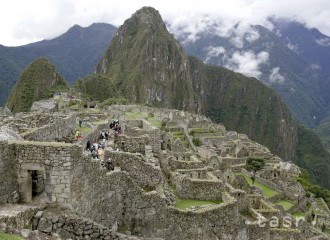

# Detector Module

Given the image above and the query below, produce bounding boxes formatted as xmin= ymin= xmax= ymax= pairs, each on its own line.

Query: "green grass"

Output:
xmin=0 ymin=231 xmax=23 ymax=240
xmin=292 ymin=211 xmax=305 ymax=218
xmin=275 ymin=200 xmax=295 ymax=211
xmin=175 ymin=199 xmax=222 ymax=209
xmin=238 ymin=173 xmax=279 ymax=198
xmin=77 ymin=126 xmax=93 ymax=136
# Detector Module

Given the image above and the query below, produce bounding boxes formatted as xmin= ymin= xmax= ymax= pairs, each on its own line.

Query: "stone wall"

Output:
xmin=106 ymin=151 xmax=163 ymax=189
xmin=22 ymin=115 xmax=76 ymax=142
xmin=142 ymin=120 xmax=161 ymax=154
xmin=115 ymin=135 xmax=150 ymax=154
xmin=168 ymin=158 xmax=204 ymax=170
xmin=8 ymin=140 xmax=81 ymax=204
xmin=175 ymin=177 xmax=224 ymax=200
xmin=0 ymin=141 xmax=19 ymax=203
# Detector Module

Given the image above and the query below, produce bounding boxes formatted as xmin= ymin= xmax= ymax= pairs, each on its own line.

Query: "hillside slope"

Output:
xmin=6 ymin=58 xmax=68 ymax=113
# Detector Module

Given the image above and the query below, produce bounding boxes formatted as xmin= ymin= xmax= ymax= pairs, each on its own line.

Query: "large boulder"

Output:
xmin=31 ymin=99 xmax=58 ymax=113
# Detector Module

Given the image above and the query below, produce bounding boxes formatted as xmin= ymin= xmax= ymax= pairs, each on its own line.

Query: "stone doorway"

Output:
xmin=31 ymin=170 xmax=45 ymax=197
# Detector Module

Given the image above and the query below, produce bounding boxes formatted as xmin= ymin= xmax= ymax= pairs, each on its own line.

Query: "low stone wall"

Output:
xmin=222 ymin=157 xmax=246 ymax=166
xmin=169 ymin=158 xmax=204 ymax=170
xmin=22 ymin=115 xmax=76 ymax=142
xmin=35 ymin=213 xmax=116 ymax=240
xmin=0 ymin=141 xmax=19 ymax=204
xmin=270 ymin=228 xmax=303 ymax=240
xmin=106 ymin=151 xmax=163 ymax=189
xmin=0 ymin=204 xmax=39 ymax=229
xmin=175 ymin=177 xmax=224 ymax=200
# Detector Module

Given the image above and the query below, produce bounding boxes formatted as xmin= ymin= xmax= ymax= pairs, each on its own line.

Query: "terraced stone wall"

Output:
xmin=0 ymin=141 xmax=19 ymax=203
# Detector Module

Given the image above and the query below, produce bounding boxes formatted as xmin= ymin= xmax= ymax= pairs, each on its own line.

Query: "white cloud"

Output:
xmin=204 ymin=46 xmax=226 ymax=63
xmin=245 ymin=29 xmax=260 ymax=43
xmin=287 ymin=43 xmax=299 ymax=52
xmin=269 ymin=67 xmax=285 ymax=84
xmin=225 ymin=51 xmax=269 ymax=78
xmin=316 ymin=38 xmax=330 ymax=47
xmin=310 ymin=63 xmax=321 ymax=70
xmin=1 ymin=0 xmax=330 ymax=46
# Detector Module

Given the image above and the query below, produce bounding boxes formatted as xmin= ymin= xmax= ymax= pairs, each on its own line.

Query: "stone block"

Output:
xmin=38 ymin=218 xmax=52 ymax=233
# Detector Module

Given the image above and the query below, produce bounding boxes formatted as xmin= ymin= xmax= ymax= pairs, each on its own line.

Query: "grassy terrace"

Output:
xmin=0 ymin=231 xmax=23 ymax=240
xmin=236 ymin=172 xmax=279 ymax=198
xmin=275 ymin=200 xmax=295 ymax=211
xmin=175 ymin=199 xmax=222 ymax=209
xmin=125 ymin=111 xmax=163 ymax=128
xmin=171 ymin=131 xmax=189 ymax=147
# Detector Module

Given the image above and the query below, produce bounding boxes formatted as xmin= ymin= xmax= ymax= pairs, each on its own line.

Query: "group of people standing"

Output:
xmin=84 ymin=120 xmax=122 ymax=171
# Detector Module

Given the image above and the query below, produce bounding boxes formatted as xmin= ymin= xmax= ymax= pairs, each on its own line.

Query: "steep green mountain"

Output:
xmin=315 ymin=119 xmax=330 ymax=152
xmin=0 ymin=23 xmax=117 ymax=106
xmin=6 ymin=58 xmax=68 ymax=113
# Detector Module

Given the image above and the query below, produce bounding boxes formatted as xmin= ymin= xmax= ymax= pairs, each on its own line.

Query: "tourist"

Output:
xmin=86 ymin=140 xmax=91 ymax=151
xmin=105 ymin=158 xmax=114 ymax=171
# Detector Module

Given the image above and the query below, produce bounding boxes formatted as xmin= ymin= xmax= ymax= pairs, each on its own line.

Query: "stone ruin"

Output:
xmin=0 ymin=104 xmax=329 ymax=240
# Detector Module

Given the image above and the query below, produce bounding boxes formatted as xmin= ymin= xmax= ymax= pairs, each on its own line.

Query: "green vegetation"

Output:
xmin=192 ymin=137 xmax=202 ymax=146
xmin=175 ymin=198 xmax=222 ymax=209
xmin=73 ymin=74 xmax=119 ymax=102
xmin=297 ymin=169 xmax=330 ymax=207
xmin=275 ymin=200 xmax=295 ymax=211
xmin=245 ymin=157 xmax=266 ymax=185
xmin=315 ymin=120 xmax=330 ymax=152
xmin=292 ymin=211 xmax=306 ymax=218
xmin=239 ymin=173 xmax=279 ymax=198
xmin=6 ymin=58 xmax=69 ymax=113
xmin=296 ymin=125 xmax=330 ymax=188
xmin=0 ymin=231 xmax=23 ymax=240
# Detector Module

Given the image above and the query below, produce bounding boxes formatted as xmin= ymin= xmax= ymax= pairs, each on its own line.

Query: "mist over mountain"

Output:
xmin=0 ymin=23 xmax=117 ymax=106
xmin=171 ymin=18 xmax=330 ymax=129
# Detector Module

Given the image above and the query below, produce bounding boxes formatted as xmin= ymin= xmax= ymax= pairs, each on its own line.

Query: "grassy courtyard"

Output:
xmin=237 ymin=173 xmax=279 ymax=198
xmin=275 ymin=200 xmax=295 ymax=211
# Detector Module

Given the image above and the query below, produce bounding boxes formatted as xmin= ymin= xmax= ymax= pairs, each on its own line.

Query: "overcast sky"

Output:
xmin=1 ymin=0 xmax=330 ymax=46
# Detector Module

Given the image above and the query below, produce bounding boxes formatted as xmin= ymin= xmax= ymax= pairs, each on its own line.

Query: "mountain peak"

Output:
xmin=6 ymin=58 xmax=68 ymax=113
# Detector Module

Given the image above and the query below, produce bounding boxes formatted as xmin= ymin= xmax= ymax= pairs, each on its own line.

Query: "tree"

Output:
xmin=246 ymin=157 xmax=266 ymax=185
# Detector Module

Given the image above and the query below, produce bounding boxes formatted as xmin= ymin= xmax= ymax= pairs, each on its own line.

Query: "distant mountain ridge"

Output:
xmin=176 ymin=19 xmax=330 ymax=128
xmin=0 ymin=23 xmax=117 ymax=106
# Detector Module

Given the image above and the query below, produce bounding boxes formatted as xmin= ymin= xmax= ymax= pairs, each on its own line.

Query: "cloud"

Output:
xmin=269 ymin=67 xmax=285 ymax=84
xmin=225 ymin=51 xmax=269 ymax=78
xmin=287 ymin=43 xmax=299 ymax=53
xmin=1 ymin=0 xmax=330 ymax=46
xmin=310 ymin=63 xmax=321 ymax=70
xmin=316 ymin=38 xmax=330 ymax=47
xmin=204 ymin=46 xmax=226 ymax=63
